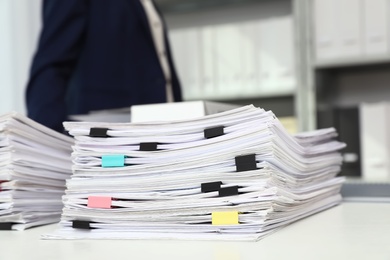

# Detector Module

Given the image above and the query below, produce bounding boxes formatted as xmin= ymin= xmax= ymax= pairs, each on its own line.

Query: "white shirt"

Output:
xmin=139 ymin=0 xmax=174 ymax=103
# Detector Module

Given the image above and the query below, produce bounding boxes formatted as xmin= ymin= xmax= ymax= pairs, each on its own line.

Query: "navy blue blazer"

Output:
xmin=26 ymin=0 xmax=182 ymax=132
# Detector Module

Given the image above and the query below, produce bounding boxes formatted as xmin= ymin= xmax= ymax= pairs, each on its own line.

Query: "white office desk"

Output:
xmin=1 ymin=202 xmax=389 ymax=260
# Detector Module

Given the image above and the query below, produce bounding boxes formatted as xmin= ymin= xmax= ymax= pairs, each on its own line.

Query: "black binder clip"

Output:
xmin=0 ymin=223 xmax=13 ymax=230
xmin=235 ymin=154 xmax=257 ymax=172
xmin=89 ymin=127 xmax=109 ymax=137
xmin=219 ymin=186 xmax=239 ymax=197
xmin=204 ymin=126 xmax=224 ymax=139
xmin=139 ymin=142 xmax=159 ymax=151
xmin=72 ymin=220 xmax=93 ymax=230
xmin=201 ymin=181 xmax=223 ymax=193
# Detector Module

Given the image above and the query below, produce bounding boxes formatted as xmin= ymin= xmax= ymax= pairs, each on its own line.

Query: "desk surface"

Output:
xmin=1 ymin=202 xmax=389 ymax=260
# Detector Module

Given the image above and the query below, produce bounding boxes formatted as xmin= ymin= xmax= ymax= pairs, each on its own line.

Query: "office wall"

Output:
xmin=0 ymin=0 xmax=42 ymax=115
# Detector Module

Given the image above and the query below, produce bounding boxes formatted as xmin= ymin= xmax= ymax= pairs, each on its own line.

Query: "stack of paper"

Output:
xmin=45 ymin=105 xmax=345 ymax=241
xmin=0 ymin=112 xmax=73 ymax=230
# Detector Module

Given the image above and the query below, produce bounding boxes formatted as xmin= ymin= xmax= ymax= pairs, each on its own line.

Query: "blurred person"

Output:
xmin=26 ymin=0 xmax=182 ymax=132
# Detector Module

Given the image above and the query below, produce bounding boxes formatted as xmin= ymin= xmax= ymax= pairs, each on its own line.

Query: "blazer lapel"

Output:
xmin=151 ymin=0 xmax=168 ymax=32
xmin=131 ymin=0 xmax=154 ymax=42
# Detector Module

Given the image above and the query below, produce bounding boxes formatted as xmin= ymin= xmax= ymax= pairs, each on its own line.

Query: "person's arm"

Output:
xmin=26 ymin=0 xmax=88 ymax=132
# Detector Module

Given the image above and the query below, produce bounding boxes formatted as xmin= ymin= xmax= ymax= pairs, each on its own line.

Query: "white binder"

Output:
xmin=257 ymin=17 xmax=295 ymax=95
xmin=200 ymin=26 xmax=217 ymax=98
xmin=240 ymin=21 xmax=258 ymax=96
xmin=169 ymin=28 xmax=202 ymax=100
xmin=183 ymin=28 xmax=202 ymax=99
xmin=359 ymin=102 xmax=390 ymax=182
xmin=314 ymin=0 xmax=363 ymax=61
xmin=337 ymin=0 xmax=362 ymax=58
xmin=313 ymin=0 xmax=340 ymax=61
xmin=215 ymin=23 xmax=242 ymax=98
xmin=362 ymin=0 xmax=389 ymax=55
xmin=169 ymin=30 xmax=187 ymax=95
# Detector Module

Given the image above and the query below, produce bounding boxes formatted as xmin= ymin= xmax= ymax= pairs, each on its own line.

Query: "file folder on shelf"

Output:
xmin=359 ymin=102 xmax=390 ymax=182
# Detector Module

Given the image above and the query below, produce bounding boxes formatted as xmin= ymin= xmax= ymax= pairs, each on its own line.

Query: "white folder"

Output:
xmin=215 ymin=23 xmax=243 ymax=98
xmin=200 ymin=26 xmax=217 ymax=98
xmin=240 ymin=21 xmax=259 ymax=96
xmin=362 ymin=0 xmax=389 ymax=56
xmin=313 ymin=0 xmax=340 ymax=61
xmin=359 ymin=102 xmax=390 ymax=182
xmin=183 ymin=28 xmax=202 ymax=99
xmin=257 ymin=17 xmax=295 ymax=95
xmin=169 ymin=28 xmax=202 ymax=100
xmin=169 ymin=30 xmax=188 ymax=96
xmin=337 ymin=0 xmax=363 ymax=58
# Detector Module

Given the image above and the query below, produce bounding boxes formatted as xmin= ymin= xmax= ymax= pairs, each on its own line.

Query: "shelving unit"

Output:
xmin=158 ymin=0 xmax=390 ymax=183
xmin=158 ymin=0 xmax=390 ymax=136
xmin=157 ymin=0 xmax=315 ymax=132
xmin=157 ymin=0 xmax=263 ymax=13
xmin=309 ymin=0 xmax=390 ymax=180
xmin=315 ymin=55 xmax=390 ymax=69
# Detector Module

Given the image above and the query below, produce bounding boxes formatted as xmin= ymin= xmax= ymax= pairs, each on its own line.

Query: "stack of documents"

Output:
xmin=45 ymin=105 xmax=345 ymax=241
xmin=0 ymin=112 xmax=73 ymax=230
